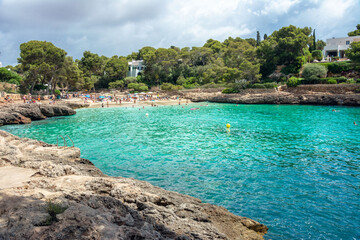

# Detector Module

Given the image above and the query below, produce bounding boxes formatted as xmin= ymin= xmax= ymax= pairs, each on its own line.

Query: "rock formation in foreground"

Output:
xmin=0 ymin=130 xmax=268 ymax=240
xmin=0 ymin=103 xmax=76 ymax=126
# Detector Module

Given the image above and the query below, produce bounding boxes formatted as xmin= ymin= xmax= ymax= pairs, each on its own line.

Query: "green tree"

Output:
xmin=348 ymin=24 xmax=360 ymax=36
xmin=57 ymin=56 xmax=84 ymax=90
xmin=312 ymin=50 xmax=323 ymax=61
xmin=345 ymin=41 xmax=360 ymax=63
xmin=0 ymin=67 xmax=23 ymax=85
xmin=18 ymin=40 xmax=67 ymax=94
xmin=101 ymin=56 xmax=128 ymax=88
xmin=316 ymin=40 xmax=326 ymax=51
xmin=78 ymin=51 xmax=105 ymax=77
xmin=256 ymin=31 xmax=261 ymax=46
xmin=257 ymin=25 xmax=312 ymax=77
xmin=264 ymin=34 xmax=268 ymax=40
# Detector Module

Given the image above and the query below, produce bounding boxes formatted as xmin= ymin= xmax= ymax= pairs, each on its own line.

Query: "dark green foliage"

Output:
xmin=0 ymin=67 xmax=23 ymax=85
xmin=328 ymin=62 xmax=353 ymax=73
xmin=256 ymin=31 xmax=261 ymax=46
xmin=347 ymin=24 xmax=360 ymax=36
xmin=128 ymin=82 xmax=148 ymax=91
xmin=18 ymin=40 xmax=67 ymax=94
xmin=257 ymin=25 xmax=312 ymax=77
xmin=108 ymin=80 xmax=125 ymax=89
xmin=222 ymin=88 xmax=238 ymax=94
xmin=312 ymin=50 xmax=323 ymax=61
xmin=287 ymin=77 xmax=301 ymax=87
xmin=302 ymin=64 xmax=327 ymax=80
xmin=345 ymin=41 xmax=360 ymax=63
xmin=317 ymin=62 xmax=353 ymax=73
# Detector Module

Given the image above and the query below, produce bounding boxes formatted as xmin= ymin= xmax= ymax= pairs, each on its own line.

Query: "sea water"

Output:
xmin=2 ymin=103 xmax=360 ymax=239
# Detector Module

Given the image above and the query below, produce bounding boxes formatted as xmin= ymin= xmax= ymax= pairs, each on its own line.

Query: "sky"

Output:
xmin=0 ymin=0 xmax=359 ymax=66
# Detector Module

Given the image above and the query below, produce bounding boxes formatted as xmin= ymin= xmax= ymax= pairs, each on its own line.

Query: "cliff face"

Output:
xmin=0 ymin=130 xmax=268 ymax=240
xmin=0 ymin=104 xmax=76 ymax=126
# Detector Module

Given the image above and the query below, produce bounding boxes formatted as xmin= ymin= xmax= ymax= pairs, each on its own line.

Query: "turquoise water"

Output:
xmin=2 ymin=103 xmax=360 ymax=239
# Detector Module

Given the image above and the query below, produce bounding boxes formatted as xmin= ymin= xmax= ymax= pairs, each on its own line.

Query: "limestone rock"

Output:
xmin=0 ymin=104 xmax=76 ymax=126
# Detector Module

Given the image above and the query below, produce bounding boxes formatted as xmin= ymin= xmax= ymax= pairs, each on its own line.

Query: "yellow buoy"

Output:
xmin=226 ymin=123 xmax=231 ymax=128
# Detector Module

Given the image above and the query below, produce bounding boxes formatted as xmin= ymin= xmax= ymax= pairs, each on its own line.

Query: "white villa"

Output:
xmin=0 ymin=61 xmax=2 ymax=68
xmin=323 ymin=36 xmax=360 ymax=58
xmin=128 ymin=60 xmax=145 ymax=77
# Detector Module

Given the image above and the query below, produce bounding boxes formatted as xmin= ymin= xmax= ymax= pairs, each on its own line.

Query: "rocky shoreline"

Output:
xmin=178 ymin=84 xmax=360 ymax=106
xmin=0 ymin=130 xmax=268 ymax=239
xmin=0 ymin=103 xmax=76 ymax=126
xmin=187 ymin=91 xmax=360 ymax=106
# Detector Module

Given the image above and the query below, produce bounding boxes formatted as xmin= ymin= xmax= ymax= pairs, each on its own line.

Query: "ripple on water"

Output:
xmin=1 ymin=103 xmax=360 ymax=240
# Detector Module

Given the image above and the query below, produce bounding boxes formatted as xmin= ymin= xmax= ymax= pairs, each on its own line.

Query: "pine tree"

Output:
xmin=256 ymin=31 xmax=261 ymax=46
xmin=313 ymin=29 xmax=316 ymax=51
xmin=263 ymin=34 xmax=268 ymax=40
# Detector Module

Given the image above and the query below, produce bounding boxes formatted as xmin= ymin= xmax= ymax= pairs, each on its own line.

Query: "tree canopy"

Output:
xmin=14 ymin=24 xmax=348 ymax=93
xmin=348 ymin=24 xmax=360 ymax=36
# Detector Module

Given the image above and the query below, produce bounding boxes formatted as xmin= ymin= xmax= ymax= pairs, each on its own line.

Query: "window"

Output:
xmin=346 ymin=40 xmax=350 ymax=45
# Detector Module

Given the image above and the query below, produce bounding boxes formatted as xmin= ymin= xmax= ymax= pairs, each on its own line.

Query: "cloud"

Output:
xmin=0 ymin=0 xmax=359 ymax=66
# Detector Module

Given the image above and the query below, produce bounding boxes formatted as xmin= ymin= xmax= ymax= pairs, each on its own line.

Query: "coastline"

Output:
xmin=0 ymin=130 xmax=268 ymax=239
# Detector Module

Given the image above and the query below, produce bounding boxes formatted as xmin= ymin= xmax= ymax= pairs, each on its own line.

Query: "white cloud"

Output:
xmin=260 ymin=0 xmax=301 ymax=15
xmin=0 ymin=0 xmax=359 ymax=66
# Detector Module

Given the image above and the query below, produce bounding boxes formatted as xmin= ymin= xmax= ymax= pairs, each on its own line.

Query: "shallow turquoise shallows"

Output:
xmin=2 ymin=103 xmax=360 ymax=239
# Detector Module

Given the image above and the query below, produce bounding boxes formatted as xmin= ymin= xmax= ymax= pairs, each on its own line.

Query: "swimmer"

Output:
xmin=354 ymin=121 xmax=357 ymax=126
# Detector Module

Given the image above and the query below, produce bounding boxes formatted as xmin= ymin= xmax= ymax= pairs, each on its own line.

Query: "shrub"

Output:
xmin=54 ymin=89 xmax=61 ymax=96
xmin=328 ymin=62 xmax=353 ymax=74
xmin=346 ymin=78 xmax=356 ymax=84
xmin=36 ymin=201 xmax=67 ymax=226
xmin=222 ymin=88 xmax=237 ymax=94
xmin=249 ymin=83 xmax=277 ymax=89
xmin=287 ymin=77 xmax=300 ymax=87
xmin=160 ymin=83 xmax=183 ymax=91
xmin=109 ymin=80 xmax=125 ymax=89
xmin=336 ymin=76 xmax=347 ymax=83
xmin=327 ymin=79 xmax=337 ymax=84
xmin=128 ymin=82 xmax=148 ymax=91
xmin=302 ymin=63 xmax=327 ymax=80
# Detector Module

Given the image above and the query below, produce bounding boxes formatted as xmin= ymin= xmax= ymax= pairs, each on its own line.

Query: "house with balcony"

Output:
xmin=323 ymin=36 xmax=360 ymax=58
xmin=128 ymin=60 xmax=145 ymax=77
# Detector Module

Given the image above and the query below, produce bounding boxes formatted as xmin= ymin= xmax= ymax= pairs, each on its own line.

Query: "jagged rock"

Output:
xmin=0 ymin=104 xmax=76 ymax=126
xmin=0 ymin=130 xmax=268 ymax=239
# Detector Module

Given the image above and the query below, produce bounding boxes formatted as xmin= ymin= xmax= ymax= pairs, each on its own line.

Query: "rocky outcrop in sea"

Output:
xmin=0 ymin=104 xmax=76 ymax=126
xmin=0 ymin=130 xmax=268 ymax=239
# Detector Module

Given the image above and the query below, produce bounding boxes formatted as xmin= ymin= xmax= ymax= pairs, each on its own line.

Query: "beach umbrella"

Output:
xmin=99 ymin=96 xmax=105 ymax=99
xmin=85 ymin=95 xmax=90 ymax=98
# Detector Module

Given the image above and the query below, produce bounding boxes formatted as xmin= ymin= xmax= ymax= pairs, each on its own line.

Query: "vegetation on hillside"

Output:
xmin=1 ymin=24 xmax=359 ymax=94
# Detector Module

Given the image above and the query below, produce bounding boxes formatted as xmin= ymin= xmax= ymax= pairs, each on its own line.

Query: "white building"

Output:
xmin=128 ymin=60 xmax=145 ymax=77
xmin=323 ymin=36 xmax=360 ymax=58
xmin=0 ymin=61 xmax=2 ymax=68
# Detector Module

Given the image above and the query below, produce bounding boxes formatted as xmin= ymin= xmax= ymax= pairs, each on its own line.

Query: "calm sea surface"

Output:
xmin=2 ymin=103 xmax=360 ymax=239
